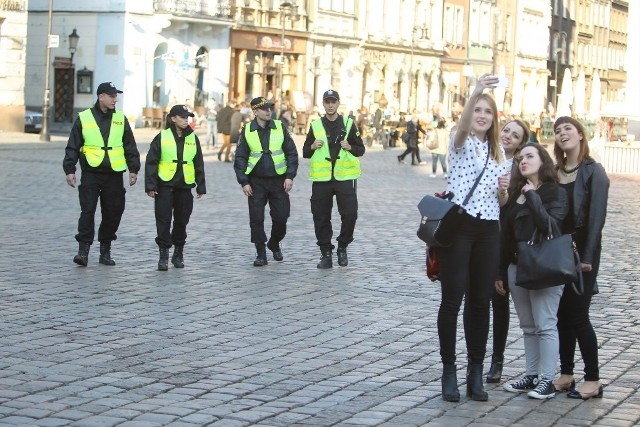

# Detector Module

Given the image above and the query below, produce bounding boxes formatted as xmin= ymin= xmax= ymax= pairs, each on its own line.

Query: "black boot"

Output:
xmin=336 ymin=246 xmax=348 ymax=267
xmin=267 ymin=240 xmax=283 ymax=261
xmin=316 ymin=249 xmax=333 ymax=269
xmin=171 ymin=245 xmax=184 ymax=268
xmin=73 ymin=242 xmax=90 ymax=266
xmin=98 ymin=242 xmax=116 ymax=266
xmin=158 ymin=248 xmax=169 ymax=271
xmin=253 ymin=244 xmax=268 ymax=267
xmin=441 ymin=364 xmax=460 ymax=402
xmin=486 ymin=356 xmax=503 ymax=383
xmin=467 ymin=362 xmax=488 ymax=401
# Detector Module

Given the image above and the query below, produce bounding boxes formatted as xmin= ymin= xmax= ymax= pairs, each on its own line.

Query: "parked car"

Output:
xmin=25 ymin=110 xmax=43 ymax=133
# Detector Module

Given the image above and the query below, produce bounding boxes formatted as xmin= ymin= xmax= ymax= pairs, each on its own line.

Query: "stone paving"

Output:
xmin=0 ymin=127 xmax=638 ymax=426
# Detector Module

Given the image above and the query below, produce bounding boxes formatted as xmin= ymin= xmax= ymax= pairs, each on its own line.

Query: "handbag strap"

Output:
xmin=461 ymin=142 xmax=491 ymax=207
xmin=571 ymin=242 xmax=584 ymax=296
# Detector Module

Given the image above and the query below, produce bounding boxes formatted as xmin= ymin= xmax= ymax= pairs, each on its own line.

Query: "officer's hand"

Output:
xmin=147 ymin=190 xmax=157 ymax=198
xmin=242 ymin=184 xmax=253 ymax=197
xmin=495 ymin=280 xmax=507 ymax=296
xmin=129 ymin=173 xmax=138 ymax=186
xmin=283 ymin=178 xmax=293 ymax=193
xmin=66 ymin=173 xmax=76 ymax=188
xmin=312 ymin=139 xmax=323 ymax=150
xmin=196 ymin=193 xmax=204 ymax=199
xmin=339 ymin=140 xmax=351 ymax=150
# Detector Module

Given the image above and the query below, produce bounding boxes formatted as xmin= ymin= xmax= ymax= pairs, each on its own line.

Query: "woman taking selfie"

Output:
xmin=437 ymin=74 xmax=507 ymax=402
xmin=499 ymin=143 xmax=567 ymax=399
xmin=552 ymin=116 xmax=609 ymax=400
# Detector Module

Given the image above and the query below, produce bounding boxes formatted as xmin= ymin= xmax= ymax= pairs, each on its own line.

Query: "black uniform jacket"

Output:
xmin=63 ymin=102 xmax=140 ymax=175
xmin=499 ymin=183 xmax=568 ymax=280
xmin=145 ymin=124 xmax=206 ymax=195
xmin=302 ymin=115 xmax=365 ymax=180
xmin=233 ymin=118 xmax=299 ymax=187
xmin=568 ymin=158 xmax=608 ymax=265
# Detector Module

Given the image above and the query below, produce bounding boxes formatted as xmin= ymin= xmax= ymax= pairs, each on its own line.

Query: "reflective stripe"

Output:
xmin=309 ymin=116 xmax=361 ymax=181
xmin=157 ymin=130 xmax=197 ymax=184
xmin=244 ymin=120 xmax=287 ymax=175
xmin=79 ymin=109 xmax=126 ymax=171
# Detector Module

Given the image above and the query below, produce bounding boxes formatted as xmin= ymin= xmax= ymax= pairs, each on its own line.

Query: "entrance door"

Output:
xmin=54 ymin=67 xmax=75 ymax=122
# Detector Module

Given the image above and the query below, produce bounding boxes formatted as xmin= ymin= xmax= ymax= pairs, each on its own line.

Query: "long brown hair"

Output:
xmin=553 ymin=116 xmax=590 ymax=166
xmin=502 ymin=119 xmax=531 ymax=147
xmin=507 ymin=142 xmax=559 ymax=204
xmin=476 ymin=93 xmax=504 ymax=164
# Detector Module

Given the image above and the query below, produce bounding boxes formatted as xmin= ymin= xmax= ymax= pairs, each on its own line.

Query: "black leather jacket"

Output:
xmin=499 ymin=183 xmax=568 ymax=279
xmin=567 ymin=158 xmax=609 ymax=264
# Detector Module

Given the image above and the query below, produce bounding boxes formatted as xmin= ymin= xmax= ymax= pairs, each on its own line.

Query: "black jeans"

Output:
xmin=398 ymin=145 xmax=421 ymax=163
xmin=247 ymin=175 xmax=290 ymax=245
xmin=310 ymin=180 xmax=358 ymax=251
xmin=154 ymin=186 xmax=194 ymax=248
xmin=490 ymin=288 xmax=510 ymax=361
xmin=76 ymin=172 xmax=126 ymax=244
xmin=437 ymin=214 xmax=500 ymax=364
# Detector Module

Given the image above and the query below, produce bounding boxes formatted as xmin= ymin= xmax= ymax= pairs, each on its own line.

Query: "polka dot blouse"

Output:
xmin=447 ymin=134 xmax=508 ymax=220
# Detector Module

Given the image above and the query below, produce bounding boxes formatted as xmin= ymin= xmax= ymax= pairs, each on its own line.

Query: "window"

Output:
xmin=318 ymin=0 xmax=354 ymax=13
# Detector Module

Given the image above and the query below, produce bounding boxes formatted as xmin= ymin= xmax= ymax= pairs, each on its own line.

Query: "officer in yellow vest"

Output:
xmin=233 ymin=97 xmax=299 ymax=266
xmin=145 ymin=105 xmax=206 ymax=271
xmin=63 ymin=82 xmax=140 ymax=267
xmin=303 ymin=90 xmax=365 ymax=268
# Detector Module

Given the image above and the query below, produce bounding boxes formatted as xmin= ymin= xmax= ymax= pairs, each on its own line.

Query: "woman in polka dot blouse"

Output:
xmin=437 ymin=74 xmax=509 ymax=402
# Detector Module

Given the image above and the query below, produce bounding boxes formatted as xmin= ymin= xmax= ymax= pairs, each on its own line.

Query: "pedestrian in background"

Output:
xmin=217 ymin=100 xmax=235 ymax=162
xmin=437 ymin=74 xmax=507 ymax=402
xmin=429 ymin=118 xmax=449 ymax=178
xmin=397 ymin=116 xmax=426 ymax=165
xmin=303 ymin=90 xmax=365 ymax=268
xmin=205 ymin=97 xmax=218 ymax=149
xmin=234 ymin=97 xmax=299 ymax=266
xmin=145 ymin=105 xmax=206 ymax=271
xmin=500 ymin=143 xmax=568 ymax=400
xmin=487 ymin=118 xmax=530 ymax=384
xmin=63 ymin=82 xmax=140 ymax=267
xmin=553 ymin=116 xmax=609 ymax=400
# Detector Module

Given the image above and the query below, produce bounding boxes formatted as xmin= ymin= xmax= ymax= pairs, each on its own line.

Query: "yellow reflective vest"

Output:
xmin=244 ymin=120 xmax=287 ymax=175
xmin=157 ymin=129 xmax=197 ymax=184
xmin=79 ymin=109 xmax=127 ymax=172
xmin=309 ymin=117 xmax=361 ymax=181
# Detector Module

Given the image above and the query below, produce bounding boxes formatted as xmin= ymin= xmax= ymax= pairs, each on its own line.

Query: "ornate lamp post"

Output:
xmin=68 ymin=29 xmax=79 ymax=63
xmin=40 ymin=0 xmax=53 ymax=141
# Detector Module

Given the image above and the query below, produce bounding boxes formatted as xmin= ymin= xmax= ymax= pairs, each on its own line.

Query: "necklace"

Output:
xmin=562 ymin=162 xmax=580 ymax=174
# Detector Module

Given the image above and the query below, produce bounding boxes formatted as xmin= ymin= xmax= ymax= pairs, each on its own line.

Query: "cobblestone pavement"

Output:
xmin=0 ymin=128 xmax=638 ymax=426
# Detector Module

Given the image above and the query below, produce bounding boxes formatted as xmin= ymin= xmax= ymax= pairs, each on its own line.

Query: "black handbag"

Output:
xmin=515 ymin=217 xmax=584 ymax=295
xmin=417 ymin=143 xmax=491 ymax=247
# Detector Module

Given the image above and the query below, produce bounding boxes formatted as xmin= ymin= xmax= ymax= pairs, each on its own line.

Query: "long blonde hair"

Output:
xmin=475 ymin=93 xmax=504 ymax=164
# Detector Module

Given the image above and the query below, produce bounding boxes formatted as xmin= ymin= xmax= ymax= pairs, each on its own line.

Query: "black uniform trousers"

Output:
xmin=247 ymin=175 xmax=290 ymax=245
xmin=310 ymin=180 xmax=358 ymax=251
xmin=154 ymin=186 xmax=194 ymax=249
xmin=76 ymin=172 xmax=126 ymax=244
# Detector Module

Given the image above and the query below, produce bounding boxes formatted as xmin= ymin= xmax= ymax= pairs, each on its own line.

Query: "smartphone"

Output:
xmin=496 ymin=77 xmax=509 ymax=88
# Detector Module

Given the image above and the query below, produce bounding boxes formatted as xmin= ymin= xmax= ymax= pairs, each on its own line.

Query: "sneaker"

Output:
xmin=429 ymin=174 xmax=437 ymax=178
xmin=504 ymin=375 xmax=538 ymax=393
xmin=443 ymin=173 xmax=448 ymax=179
xmin=528 ymin=379 xmax=556 ymax=400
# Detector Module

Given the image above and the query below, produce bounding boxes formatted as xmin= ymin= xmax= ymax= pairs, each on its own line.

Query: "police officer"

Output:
xmin=303 ymin=90 xmax=365 ymax=268
xmin=63 ymin=82 xmax=140 ymax=266
xmin=233 ymin=97 xmax=299 ymax=266
xmin=145 ymin=105 xmax=206 ymax=271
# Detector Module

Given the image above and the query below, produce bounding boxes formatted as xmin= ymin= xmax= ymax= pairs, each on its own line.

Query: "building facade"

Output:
xmin=0 ymin=0 xmax=28 ymax=132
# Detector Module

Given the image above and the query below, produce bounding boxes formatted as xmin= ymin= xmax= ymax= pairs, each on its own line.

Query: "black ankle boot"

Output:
xmin=73 ymin=242 xmax=90 ymax=266
xmin=171 ymin=245 xmax=184 ymax=268
xmin=467 ymin=362 xmax=488 ymax=401
xmin=254 ymin=245 xmax=268 ymax=267
xmin=486 ymin=357 xmax=503 ymax=383
xmin=317 ymin=250 xmax=333 ymax=269
xmin=441 ymin=364 xmax=460 ymax=402
xmin=336 ymin=246 xmax=348 ymax=267
xmin=158 ymin=248 xmax=169 ymax=271
xmin=98 ymin=242 xmax=116 ymax=266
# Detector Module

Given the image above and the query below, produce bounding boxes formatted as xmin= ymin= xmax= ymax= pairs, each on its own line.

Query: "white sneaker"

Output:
xmin=429 ymin=174 xmax=437 ymax=178
xmin=443 ymin=173 xmax=448 ymax=179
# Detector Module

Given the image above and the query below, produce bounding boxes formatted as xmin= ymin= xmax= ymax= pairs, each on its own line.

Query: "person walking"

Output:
xmin=428 ymin=118 xmax=449 ymax=178
xmin=437 ymin=75 xmax=507 ymax=402
xmin=233 ymin=97 xmax=299 ymax=266
xmin=205 ymin=97 xmax=218 ymax=149
xmin=63 ymin=82 xmax=140 ymax=267
xmin=487 ymin=119 xmax=530 ymax=383
xmin=303 ymin=90 xmax=365 ymax=268
xmin=217 ymin=100 xmax=235 ymax=162
xmin=145 ymin=105 xmax=206 ymax=271
xmin=397 ymin=116 xmax=426 ymax=165
xmin=500 ymin=143 xmax=568 ymax=400
xmin=553 ymin=116 xmax=609 ymax=400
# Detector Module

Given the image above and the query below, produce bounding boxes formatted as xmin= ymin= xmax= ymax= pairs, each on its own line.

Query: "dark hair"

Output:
xmin=501 ymin=119 xmax=531 ymax=147
xmin=436 ymin=118 xmax=447 ymax=129
xmin=507 ymin=142 xmax=559 ymax=204
xmin=553 ymin=116 xmax=590 ymax=165
xmin=164 ymin=114 xmax=173 ymax=130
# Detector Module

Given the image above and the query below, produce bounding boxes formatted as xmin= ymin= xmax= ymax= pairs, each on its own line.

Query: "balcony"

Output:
xmin=153 ymin=0 xmax=231 ymax=18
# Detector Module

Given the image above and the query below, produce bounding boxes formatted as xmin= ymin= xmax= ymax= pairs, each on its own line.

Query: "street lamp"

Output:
xmin=68 ymin=29 xmax=79 ymax=63
xmin=40 ymin=0 xmax=53 ymax=142
xmin=277 ymin=1 xmax=295 ymax=107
